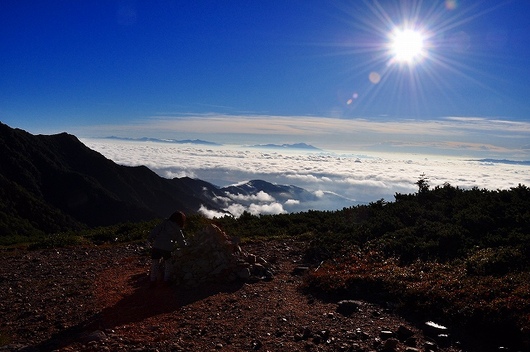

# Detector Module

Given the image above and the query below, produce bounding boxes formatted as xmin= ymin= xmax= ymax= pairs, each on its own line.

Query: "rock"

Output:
xmin=251 ymin=340 xmax=262 ymax=350
xmin=312 ymin=335 xmax=322 ymax=344
xmin=237 ymin=268 xmax=251 ymax=279
xmin=291 ymin=266 xmax=310 ymax=275
xmin=336 ymin=300 xmax=362 ymax=316
xmin=424 ymin=340 xmax=438 ymax=351
xmin=380 ymin=330 xmax=394 ymax=340
xmin=436 ymin=333 xmax=451 ymax=347
xmin=79 ymin=330 xmax=107 ymax=344
xmin=397 ymin=325 xmax=415 ymax=341
xmin=423 ymin=321 xmax=448 ymax=337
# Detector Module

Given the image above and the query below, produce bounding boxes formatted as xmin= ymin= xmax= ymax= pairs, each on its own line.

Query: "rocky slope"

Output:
xmin=1 ymin=240 xmax=469 ymax=352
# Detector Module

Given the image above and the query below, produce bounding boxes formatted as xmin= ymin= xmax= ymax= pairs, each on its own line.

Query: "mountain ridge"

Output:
xmin=0 ymin=122 xmax=339 ymax=237
xmin=0 ymin=122 xmax=225 ymax=236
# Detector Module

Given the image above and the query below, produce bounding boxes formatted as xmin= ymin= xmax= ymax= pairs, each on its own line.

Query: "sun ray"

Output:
xmin=326 ymin=1 xmax=514 ymax=119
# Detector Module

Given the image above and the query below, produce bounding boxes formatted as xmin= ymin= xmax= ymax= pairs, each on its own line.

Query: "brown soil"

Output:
xmin=0 ymin=240 xmax=464 ymax=352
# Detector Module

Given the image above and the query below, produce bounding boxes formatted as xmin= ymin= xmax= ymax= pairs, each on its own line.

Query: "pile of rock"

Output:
xmin=169 ymin=224 xmax=274 ymax=287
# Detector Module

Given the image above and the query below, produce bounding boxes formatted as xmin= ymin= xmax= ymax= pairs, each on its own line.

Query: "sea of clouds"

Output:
xmin=82 ymin=138 xmax=530 ymax=217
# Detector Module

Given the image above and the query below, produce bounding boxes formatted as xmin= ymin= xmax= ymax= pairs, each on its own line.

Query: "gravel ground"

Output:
xmin=0 ymin=240 xmax=467 ymax=352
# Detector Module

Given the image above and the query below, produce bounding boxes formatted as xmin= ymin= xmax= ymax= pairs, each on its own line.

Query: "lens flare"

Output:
xmin=369 ymin=72 xmax=381 ymax=84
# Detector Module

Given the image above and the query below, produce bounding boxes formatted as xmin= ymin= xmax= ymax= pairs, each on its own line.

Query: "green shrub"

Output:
xmin=466 ymin=247 xmax=527 ymax=275
xmin=28 ymin=233 xmax=87 ymax=250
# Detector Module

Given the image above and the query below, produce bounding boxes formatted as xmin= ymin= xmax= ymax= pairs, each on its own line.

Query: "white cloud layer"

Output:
xmin=76 ymin=114 xmax=530 ymax=159
xmin=82 ymin=138 xmax=530 ymax=217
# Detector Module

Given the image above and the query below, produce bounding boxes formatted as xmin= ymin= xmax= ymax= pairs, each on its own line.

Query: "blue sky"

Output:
xmin=1 ymin=0 xmax=530 ymax=158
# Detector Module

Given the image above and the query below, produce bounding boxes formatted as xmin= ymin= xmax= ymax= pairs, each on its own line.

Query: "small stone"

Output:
xmin=380 ymin=330 xmax=394 ymax=340
xmin=405 ymin=336 xmax=418 ymax=347
xmin=275 ymin=330 xmax=285 ymax=337
xmin=251 ymin=340 xmax=262 ymax=350
xmin=436 ymin=333 xmax=451 ymax=347
xmin=373 ymin=337 xmax=382 ymax=347
xmin=247 ymin=254 xmax=257 ymax=264
xmin=80 ymin=330 xmax=107 ymax=344
xmin=360 ymin=331 xmax=371 ymax=340
xmin=320 ymin=330 xmax=330 ymax=340
xmin=336 ymin=300 xmax=362 ymax=316
xmin=291 ymin=266 xmax=309 ymax=275
xmin=237 ymin=268 xmax=251 ymax=279
xmin=424 ymin=340 xmax=438 ymax=351
xmin=302 ymin=327 xmax=312 ymax=339
xmin=397 ymin=325 xmax=415 ymax=341
xmin=382 ymin=338 xmax=399 ymax=351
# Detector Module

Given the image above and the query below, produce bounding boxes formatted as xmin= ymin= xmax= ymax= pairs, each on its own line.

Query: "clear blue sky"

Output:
xmin=1 ymin=1 xmax=530 ymax=154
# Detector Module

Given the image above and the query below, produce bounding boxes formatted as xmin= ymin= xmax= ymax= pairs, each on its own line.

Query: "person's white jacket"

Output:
xmin=148 ymin=219 xmax=187 ymax=251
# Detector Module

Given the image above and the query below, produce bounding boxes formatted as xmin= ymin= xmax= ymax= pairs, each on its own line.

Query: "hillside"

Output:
xmin=0 ymin=122 xmax=223 ymax=238
xmin=0 ymin=122 xmax=353 ymax=241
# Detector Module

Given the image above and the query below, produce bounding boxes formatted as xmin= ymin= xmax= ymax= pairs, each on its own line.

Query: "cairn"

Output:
xmin=169 ymin=224 xmax=274 ymax=287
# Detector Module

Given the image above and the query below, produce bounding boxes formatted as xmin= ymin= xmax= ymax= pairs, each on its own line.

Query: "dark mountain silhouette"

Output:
xmin=0 ymin=122 xmax=352 ymax=237
xmin=220 ymin=179 xmax=354 ymax=212
xmin=0 ymin=122 xmax=224 ymax=236
xmin=223 ymin=180 xmax=312 ymax=202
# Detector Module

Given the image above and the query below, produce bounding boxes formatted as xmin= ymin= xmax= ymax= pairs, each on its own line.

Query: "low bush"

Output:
xmin=302 ymin=250 xmax=530 ymax=349
xmin=28 ymin=233 xmax=87 ymax=250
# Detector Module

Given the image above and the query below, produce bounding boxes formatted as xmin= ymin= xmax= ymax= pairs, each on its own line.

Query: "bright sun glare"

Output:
xmin=390 ymin=28 xmax=426 ymax=64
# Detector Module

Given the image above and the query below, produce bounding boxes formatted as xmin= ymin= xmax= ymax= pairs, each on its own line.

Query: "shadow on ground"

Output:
xmin=36 ymin=273 xmax=244 ymax=351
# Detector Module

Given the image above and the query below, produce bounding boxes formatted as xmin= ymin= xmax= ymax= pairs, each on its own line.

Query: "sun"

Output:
xmin=389 ymin=28 xmax=426 ymax=65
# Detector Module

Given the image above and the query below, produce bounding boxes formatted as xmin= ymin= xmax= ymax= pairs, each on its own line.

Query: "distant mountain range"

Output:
xmin=0 ymin=122 xmax=344 ymax=236
xmin=475 ymin=159 xmax=530 ymax=166
xmin=248 ymin=143 xmax=321 ymax=150
xmin=105 ymin=136 xmax=221 ymax=146
xmin=104 ymin=136 xmax=322 ymax=151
